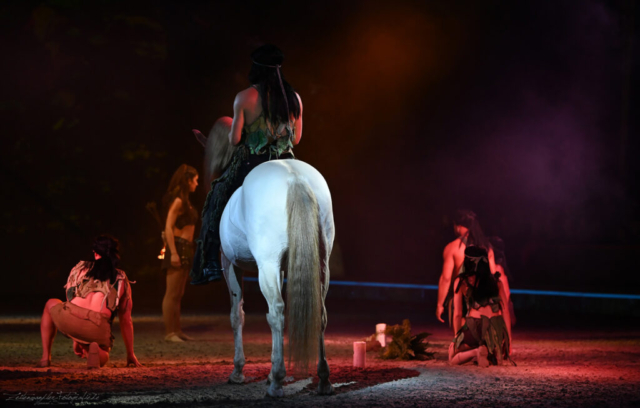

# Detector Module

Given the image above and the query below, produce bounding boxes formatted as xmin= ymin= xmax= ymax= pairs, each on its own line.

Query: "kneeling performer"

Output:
xmin=38 ymin=235 xmax=141 ymax=368
xmin=449 ymin=246 xmax=513 ymax=366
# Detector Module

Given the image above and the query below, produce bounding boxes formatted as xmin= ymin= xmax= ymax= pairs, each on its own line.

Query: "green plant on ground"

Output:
xmin=380 ymin=319 xmax=435 ymax=361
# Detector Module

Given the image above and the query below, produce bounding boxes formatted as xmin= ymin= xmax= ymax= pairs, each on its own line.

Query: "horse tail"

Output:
xmin=286 ymin=174 xmax=321 ymax=374
xmin=203 ymin=116 xmax=237 ymax=186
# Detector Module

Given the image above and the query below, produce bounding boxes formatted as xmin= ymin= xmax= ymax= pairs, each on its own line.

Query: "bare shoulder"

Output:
xmin=118 ymin=272 xmax=132 ymax=300
xmin=171 ymin=197 xmax=182 ymax=207
xmin=444 ymin=239 xmax=461 ymax=255
xmin=237 ymin=87 xmax=259 ymax=103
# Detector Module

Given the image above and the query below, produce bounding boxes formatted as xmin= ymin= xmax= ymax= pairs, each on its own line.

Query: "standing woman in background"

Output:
xmin=161 ymin=164 xmax=199 ymax=342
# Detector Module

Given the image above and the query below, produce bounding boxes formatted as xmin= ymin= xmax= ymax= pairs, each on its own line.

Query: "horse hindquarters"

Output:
xmin=286 ymin=176 xmax=321 ymax=375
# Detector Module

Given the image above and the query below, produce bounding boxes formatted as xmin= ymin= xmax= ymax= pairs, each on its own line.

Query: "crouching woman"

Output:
xmin=449 ymin=246 xmax=514 ymax=366
xmin=38 ymin=235 xmax=142 ymax=368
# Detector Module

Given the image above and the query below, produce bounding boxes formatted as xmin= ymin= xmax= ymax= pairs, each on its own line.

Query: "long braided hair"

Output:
xmin=455 ymin=246 xmax=499 ymax=305
xmin=489 ymin=236 xmax=512 ymax=280
xmin=248 ymin=44 xmax=301 ymax=125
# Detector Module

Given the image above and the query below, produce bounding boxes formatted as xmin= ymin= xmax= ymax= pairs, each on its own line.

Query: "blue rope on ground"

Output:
xmin=242 ymin=277 xmax=639 ymax=300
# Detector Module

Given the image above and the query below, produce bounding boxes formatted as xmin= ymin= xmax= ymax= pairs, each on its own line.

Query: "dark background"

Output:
xmin=1 ymin=0 xmax=639 ymax=314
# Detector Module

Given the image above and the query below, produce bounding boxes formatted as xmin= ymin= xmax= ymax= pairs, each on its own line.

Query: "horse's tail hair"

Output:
xmin=286 ymin=174 xmax=321 ymax=375
xmin=204 ymin=116 xmax=237 ymax=186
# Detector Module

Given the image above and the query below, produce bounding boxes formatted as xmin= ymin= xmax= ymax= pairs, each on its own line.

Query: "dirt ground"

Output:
xmin=1 ymin=313 xmax=639 ymax=407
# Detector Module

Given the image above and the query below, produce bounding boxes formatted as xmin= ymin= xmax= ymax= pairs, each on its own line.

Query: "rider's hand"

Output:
xmin=171 ymin=254 xmax=181 ymax=267
xmin=436 ymin=305 xmax=445 ymax=323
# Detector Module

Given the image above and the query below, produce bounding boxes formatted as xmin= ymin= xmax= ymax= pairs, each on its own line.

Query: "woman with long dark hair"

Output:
xmin=161 ymin=164 xmax=199 ymax=342
xmin=190 ymin=44 xmax=303 ymax=284
xmin=38 ymin=235 xmax=141 ymax=368
xmin=449 ymin=246 xmax=513 ymax=366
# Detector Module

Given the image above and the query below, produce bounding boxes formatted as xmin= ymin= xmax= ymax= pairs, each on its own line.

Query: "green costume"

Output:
xmin=452 ymin=268 xmax=515 ymax=366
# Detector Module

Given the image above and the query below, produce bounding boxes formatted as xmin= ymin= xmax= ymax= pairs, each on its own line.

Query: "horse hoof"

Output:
xmin=265 ymin=386 xmax=284 ymax=398
xmin=228 ymin=374 xmax=245 ymax=384
xmin=317 ymin=381 xmax=335 ymax=396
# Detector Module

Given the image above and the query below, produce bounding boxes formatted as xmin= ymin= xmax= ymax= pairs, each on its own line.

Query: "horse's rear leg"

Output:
xmin=317 ymin=269 xmax=334 ymax=395
xmin=222 ymin=255 xmax=245 ymax=384
xmin=317 ymin=302 xmax=333 ymax=395
xmin=258 ymin=261 xmax=286 ymax=397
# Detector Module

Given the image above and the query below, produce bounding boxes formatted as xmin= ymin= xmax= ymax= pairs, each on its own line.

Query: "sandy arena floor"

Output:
xmin=0 ymin=313 xmax=639 ymax=407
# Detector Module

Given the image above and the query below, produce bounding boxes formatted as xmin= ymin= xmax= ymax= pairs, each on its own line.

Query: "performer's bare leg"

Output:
xmin=86 ymin=342 xmax=110 ymax=368
xmin=449 ymin=342 xmax=480 ymax=366
xmin=163 ymin=266 xmax=187 ymax=339
xmin=38 ymin=299 xmax=62 ymax=367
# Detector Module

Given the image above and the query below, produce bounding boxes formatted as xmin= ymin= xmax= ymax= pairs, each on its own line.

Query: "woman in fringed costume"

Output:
xmin=38 ymin=235 xmax=141 ymax=368
xmin=449 ymin=246 xmax=514 ymax=366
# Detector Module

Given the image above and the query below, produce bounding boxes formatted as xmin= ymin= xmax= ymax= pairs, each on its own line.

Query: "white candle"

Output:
xmin=376 ymin=323 xmax=386 ymax=347
xmin=353 ymin=341 xmax=366 ymax=368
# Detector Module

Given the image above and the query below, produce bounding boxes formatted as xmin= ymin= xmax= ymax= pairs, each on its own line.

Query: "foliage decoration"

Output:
xmin=380 ymin=319 xmax=435 ymax=361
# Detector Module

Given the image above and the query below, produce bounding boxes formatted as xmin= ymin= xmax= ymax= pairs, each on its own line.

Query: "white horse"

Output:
xmin=197 ymin=118 xmax=335 ymax=397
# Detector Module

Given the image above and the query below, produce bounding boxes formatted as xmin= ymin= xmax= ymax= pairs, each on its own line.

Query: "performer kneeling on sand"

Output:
xmin=38 ymin=235 xmax=142 ymax=368
xmin=449 ymin=246 xmax=513 ymax=366
xmin=190 ymin=44 xmax=303 ymax=284
xmin=436 ymin=210 xmax=499 ymax=330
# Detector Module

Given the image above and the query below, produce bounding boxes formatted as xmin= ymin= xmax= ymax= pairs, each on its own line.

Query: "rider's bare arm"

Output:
xmin=293 ymin=93 xmax=303 ymax=145
xmin=436 ymin=242 xmax=455 ymax=322
xmin=229 ymin=91 xmax=247 ymax=146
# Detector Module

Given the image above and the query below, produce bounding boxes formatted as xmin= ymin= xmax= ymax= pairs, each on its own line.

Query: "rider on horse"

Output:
xmin=190 ymin=44 xmax=303 ymax=285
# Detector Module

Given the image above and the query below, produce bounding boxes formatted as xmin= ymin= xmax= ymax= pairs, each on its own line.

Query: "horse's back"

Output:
xmin=220 ymin=159 xmax=333 ymax=266
xmin=244 ymin=160 xmax=333 ymax=230
xmin=245 ymin=160 xmax=331 ymax=206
